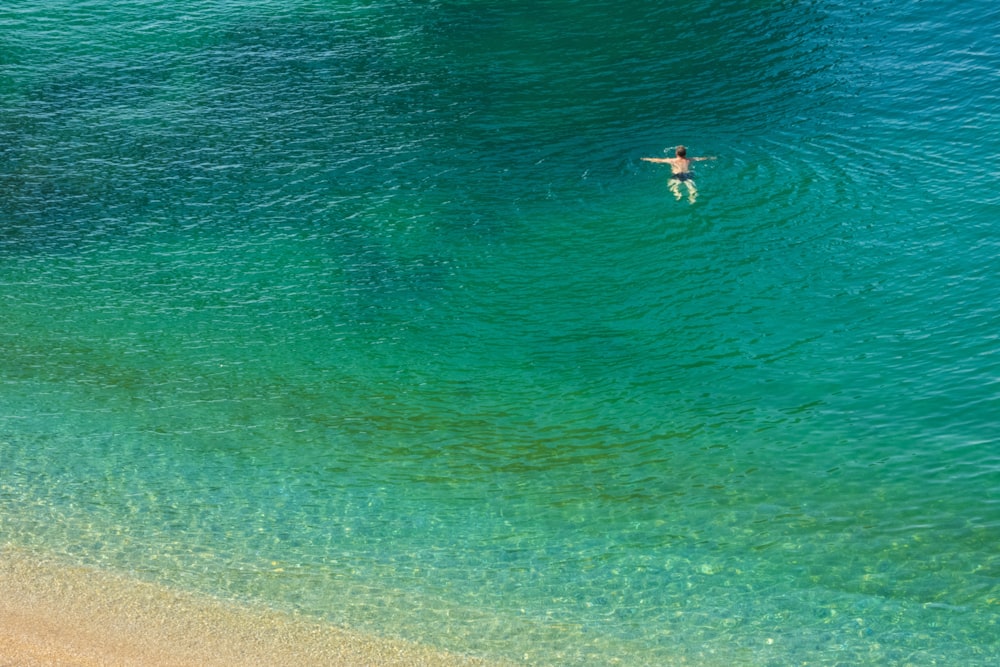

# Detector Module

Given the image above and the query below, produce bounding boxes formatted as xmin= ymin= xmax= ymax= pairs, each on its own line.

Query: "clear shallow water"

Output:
xmin=2 ymin=1 xmax=999 ymax=664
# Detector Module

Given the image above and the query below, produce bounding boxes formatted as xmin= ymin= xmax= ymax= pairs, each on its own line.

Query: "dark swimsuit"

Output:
xmin=671 ymin=172 xmax=694 ymax=182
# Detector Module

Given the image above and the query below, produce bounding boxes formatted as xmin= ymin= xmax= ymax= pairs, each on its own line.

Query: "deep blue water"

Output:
xmin=2 ymin=1 xmax=999 ymax=664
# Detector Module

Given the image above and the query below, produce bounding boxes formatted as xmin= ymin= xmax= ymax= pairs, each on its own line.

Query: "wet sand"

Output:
xmin=0 ymin=546 xmax=506 ymax=667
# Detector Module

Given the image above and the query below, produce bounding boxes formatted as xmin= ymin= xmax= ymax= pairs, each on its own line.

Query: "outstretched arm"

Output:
xmin=691 ymin=156 xmax=717 ymax=161
xmin=641 ymin=157 xmax=671 ymax=163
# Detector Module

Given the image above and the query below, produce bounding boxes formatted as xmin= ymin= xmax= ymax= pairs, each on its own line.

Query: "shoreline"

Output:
xmin=0 ymin=545 xmax=507 ymax=667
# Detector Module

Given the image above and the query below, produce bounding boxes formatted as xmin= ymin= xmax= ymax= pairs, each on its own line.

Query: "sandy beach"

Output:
xmin=0 ymin=546 xmax=505 ymax=667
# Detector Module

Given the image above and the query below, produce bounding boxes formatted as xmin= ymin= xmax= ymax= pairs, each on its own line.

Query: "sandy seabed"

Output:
xmin=0 ymin=545 xmax=506 ymax=667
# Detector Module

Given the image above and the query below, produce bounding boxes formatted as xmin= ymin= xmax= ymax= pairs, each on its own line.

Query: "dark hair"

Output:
xmin=676 ymin=146 xmax=687 ymax=157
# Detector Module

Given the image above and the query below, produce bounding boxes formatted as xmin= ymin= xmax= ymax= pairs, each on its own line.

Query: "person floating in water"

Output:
xmin=641 ymin=146 xmax=716 ymax=203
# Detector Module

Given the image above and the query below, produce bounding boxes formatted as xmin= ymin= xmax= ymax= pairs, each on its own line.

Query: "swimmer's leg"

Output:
xmin=685 ymin=180 xmax=697 ymax=203
xmin=668 ymin=178 xmax=683 ymax=201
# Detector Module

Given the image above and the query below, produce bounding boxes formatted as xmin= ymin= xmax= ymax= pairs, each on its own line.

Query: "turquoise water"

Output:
xmin=2 ymin=0 xmax=999 ymax=664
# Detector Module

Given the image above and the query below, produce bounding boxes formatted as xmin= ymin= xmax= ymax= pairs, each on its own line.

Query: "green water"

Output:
xmin=2 ymin=1 xmax=999 ymax=664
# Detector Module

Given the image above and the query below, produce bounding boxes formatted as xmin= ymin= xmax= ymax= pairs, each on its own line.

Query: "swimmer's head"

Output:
xmin=675 ymin=146 xmax=687 ymax=157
